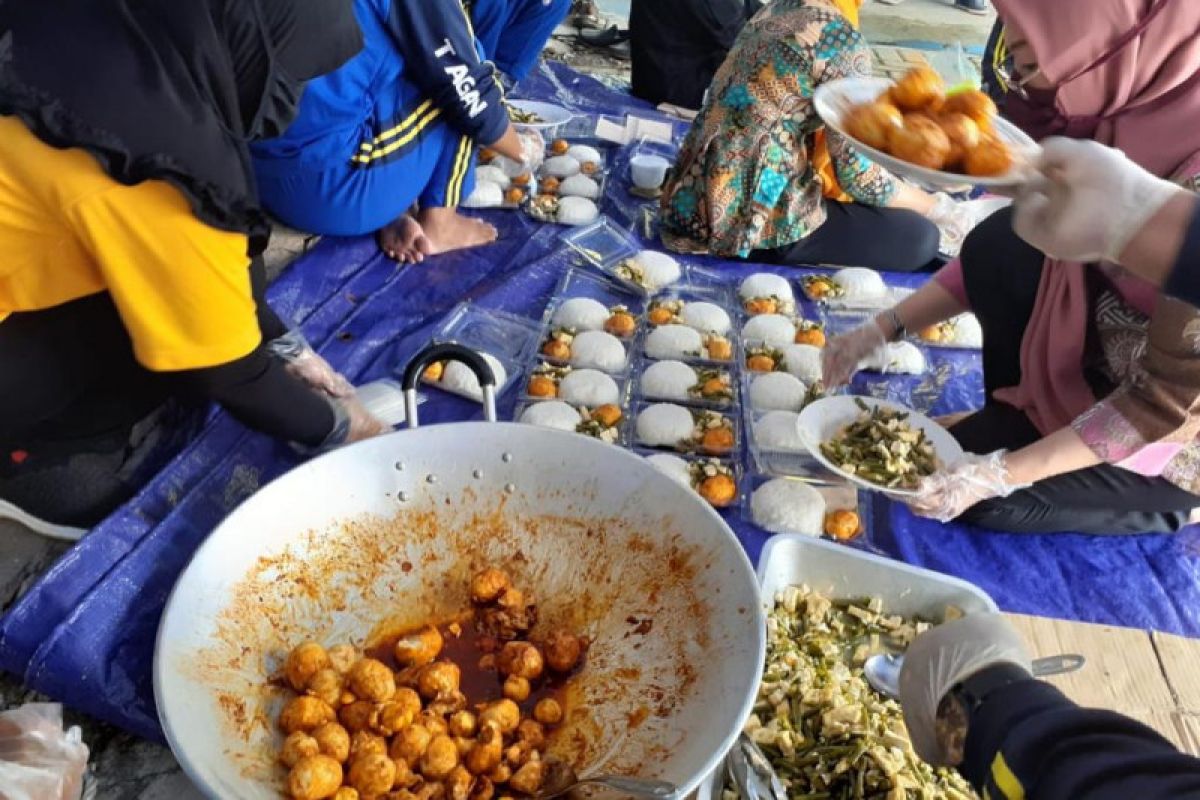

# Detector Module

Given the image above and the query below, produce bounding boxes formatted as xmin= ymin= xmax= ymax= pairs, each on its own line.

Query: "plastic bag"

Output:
xmin=0 ymin=704 xmax=89 ymax=800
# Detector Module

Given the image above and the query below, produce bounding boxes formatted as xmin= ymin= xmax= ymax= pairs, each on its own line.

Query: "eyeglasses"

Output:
xmin=992 ymin=28 xmax=1043 ymax=100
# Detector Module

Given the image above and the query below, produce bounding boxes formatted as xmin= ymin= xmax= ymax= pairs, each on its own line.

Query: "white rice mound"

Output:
xmin=952 ymin=314 xmax=983 ymax=347
xmin=519 ymin=400 xmax=581 ymax=431
xmin=631 ymin=250 xmax=682 ymax=290
xmin=781 ymin=344 xmax=823 ymax=384
xmin=556 ymin=196 xmax=599 ymax=226
xmin=636 ymin=403 xmax=695 ymax=447
xmin=558 ymin=369 xmax=620 ymax=407
xmin=680 ymin=302 xmax=732 ymax=335
xmin=543 ymin=155 xmax=581 ymax=178
xmin=552 ymin=297 xmax=609 ymax=331
xmin=559 ymin=174 xmax=600 ymax=199
xmin=751 ymin=478 xmax=826 ymax=537
xmin=569 ymin=330 xmax=626 ymax=371
xmin=749 ymin=372 xmax=806 ymax=412
xmin=832 ymin=267 xmax=887 ymax=300
xmin=754 ymin=410 xmax=806 ymax=452
xmin=566 ymin=144 xmax=603 ymax=166
xmin=491 ymin=154 xmax=528 ymax=178
xmin=475 ymin=165 xmax=511 ymax=189
xmin=462 ymin=181 xmax=504 ymax=209
xmin=742 ymin=314 xmax=797 ymax=347
xmin=739 ymin=273 xmax=794 ymax=301
xmin=440 ymin=353 xmax=507 ymax=400
xmin=645 ymin=324 xmax=703 ymax=360
xmin=640 ymin=360 xmax=698 ymax=401
xmin=864 ymin=341 xmax=926 ymax=374
xmin=645 ymin=453 xmax=692 ymax=489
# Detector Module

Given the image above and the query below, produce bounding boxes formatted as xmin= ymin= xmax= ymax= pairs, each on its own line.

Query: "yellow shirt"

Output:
xmin=0 ymin=115 xmax=261 ymax=371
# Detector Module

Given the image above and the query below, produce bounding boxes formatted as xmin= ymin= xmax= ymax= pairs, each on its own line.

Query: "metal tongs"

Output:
xmin=724 ymin=733 xmax=787 ymax=800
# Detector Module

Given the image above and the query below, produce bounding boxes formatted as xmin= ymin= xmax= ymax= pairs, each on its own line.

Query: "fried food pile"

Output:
xmin=843 ymin=67 xmax=1013 ymax=178
xmin=274 ymin=568 xmax=588 ymax=800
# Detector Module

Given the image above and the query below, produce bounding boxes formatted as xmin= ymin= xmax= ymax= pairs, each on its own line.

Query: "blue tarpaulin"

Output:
xmin=2 ymin=62 xmax=1199 ymax=743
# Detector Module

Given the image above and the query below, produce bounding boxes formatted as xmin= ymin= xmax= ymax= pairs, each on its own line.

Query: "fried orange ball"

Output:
xmin=744 ymin=297 xmax=778 ymax=315
xmin=533 ymin=698 xmax=563 ymax=726
xmin=964 ymin=131 xmax=1014 ymax=177
xmin=528 ymin=375 xmax=558 ymax=398
xmin=647 ymin=307 xmax=674 ymax=326
xmin=701 ymin=427 xmax=735 ymax=454
xmin=423 ymin=362 xmax=445 ymax=383
xmin=479 ymin=147 xmax=498 ymax=162
xmin=306 ymin=668 xmax=345 ymax=707
xmin=511 ymin=172 xmax=531 ymax=186
xmin=478 ymin=699 xmax=521 ymax=735
xmin=888 ymin=66 xmax=944 ymax=112
xmin=509 ymin=761 xmax=548 ymax=796
xmin=551 ymin=139 xmax=570 ymax=155
xmin=313 ymin=723 xmax=351 ymax=763
xmin=794 ymin=328 xmax=826 ymax=347
xmin=541 ymin=630 xmax=585 ymax=673
xmin=466 ymin=724 xmax=504 ymax=775
xmin=700 ymin=377 xmax=728 ymax=398
xmin=937 ymin=112 xmax=981 ymax=167
xmin=348 ymin=658 xmax=396 ymax=703
xmin=747 ymin=354 xmax=776 ymax=372
xmin=942 ymin=89 xmax=998 ymax=129
xmin=502 ymin=674 xmax=532 ymax=702
xmin=338 ymin=700 xmax=376 ymax=733
xmin=348 ymin=752 xmax=397 ymax=798
xmin=699 ymin=474 xmax=738 ymax=508
xmin=390 ymin=724 xmax=433 ymax=766
xmin=580 ymin=161 xmax=600 ymax=176
xmin=542 ymin=339 xmax=571 ymax=360
xmin=919 ymin=324 xmax=947 ymax=343
xmin=326 ymin=644 xmax=358 ymax=675
xmin=376 ymin=687 xmax=422 ymax=734
xmin=504 ymin=187 xmax=525 ymax=205
xmin=824 ymin=509 xmax=861 ymax=541
xmin=604 ymin=311 xmax=637 ymax=337
xmin=541 ymin=176 xmax=561 ymax=194
xmin=288 ymin=754 xmax=344 ymax=800
xmin=471 ymin=567 xmax=511 ymax=604
xmin=350 ymin=731 xmax=388 ymax=761
xmin=417 ymin=661 xmax=462 ymax=700
xmin=421 ymin=734 xmax=461 ymax=780
xmin=805 ymin=280 xmax=832 ymax=298
xmin=286 ymin=642 xmax=331 ymax=692
xmin=496 ymin=641 xmax=544 ymax=680
xmin=281 ymin=695 xmax=335 ymax=734
xmin=332 ymin=789 xmax=359 ymax=800
xmin=281 ymin=732 xmax=321 ymax=768
xmin=394 ymin=626 xmax=444 ymax=668
xmin=592 ymin=404 xmax=623 ymax=428
xmin=887 ymin=114 xmax=951 ymax=170
xmin=843 ymin=100 xmax=903 ymax=151
xmin=706 ymin=337 xmax=733 ymax=361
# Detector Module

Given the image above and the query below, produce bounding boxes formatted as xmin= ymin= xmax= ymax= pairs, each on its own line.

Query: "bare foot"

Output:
xmin=416 ymin=207 xmax=498 ymax=254
xmin=377 ymin=214 xmax=432 ymax=264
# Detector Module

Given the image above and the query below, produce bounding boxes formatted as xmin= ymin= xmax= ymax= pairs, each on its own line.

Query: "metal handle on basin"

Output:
xmin=399 ymin=342 xmax=498 ymax=427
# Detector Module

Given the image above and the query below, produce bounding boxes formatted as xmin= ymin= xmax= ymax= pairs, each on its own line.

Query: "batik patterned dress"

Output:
xmin=660 ymin=0 xmax=896 ymax=259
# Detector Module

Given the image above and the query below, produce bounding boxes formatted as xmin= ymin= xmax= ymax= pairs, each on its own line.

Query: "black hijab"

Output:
xmin=0 ymin=0 xmax=362 ymax=241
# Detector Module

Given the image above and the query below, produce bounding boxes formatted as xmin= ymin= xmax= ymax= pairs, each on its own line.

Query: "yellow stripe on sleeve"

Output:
xmin=991 ymin=753 xmax=1026 ymax=800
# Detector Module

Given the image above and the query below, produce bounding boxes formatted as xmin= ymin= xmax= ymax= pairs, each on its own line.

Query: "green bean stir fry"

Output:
xmin=724 ymin=585 xmax=977 ymax=800
xmin=820 ymin=401 xmax=938 ymax=490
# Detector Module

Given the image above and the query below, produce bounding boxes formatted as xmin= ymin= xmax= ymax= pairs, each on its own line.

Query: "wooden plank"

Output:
xmin=1152 ymin=630 xmax=1200 ymax=711
xmin=1172 ymin=713 xmax=1200 ymax=757
xmin=1005 ymin=614 xmax=1176 ymax=711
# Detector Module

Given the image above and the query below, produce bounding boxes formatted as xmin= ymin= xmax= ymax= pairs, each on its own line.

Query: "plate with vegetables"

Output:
xmin=506 ymin=99 xmax=573 ymax=130
xmin=797 ymin=396 xmax=963 ymax=497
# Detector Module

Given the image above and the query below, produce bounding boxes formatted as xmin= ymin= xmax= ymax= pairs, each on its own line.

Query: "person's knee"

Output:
xmin=887 ymin=209 xmax=939 ymax=272
xmin=957 ymin=494 xmax=1047 ymax=533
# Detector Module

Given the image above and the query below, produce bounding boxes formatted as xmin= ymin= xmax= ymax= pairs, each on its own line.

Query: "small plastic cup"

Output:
xmin=630 ymin=154 xmax=671 ymax=190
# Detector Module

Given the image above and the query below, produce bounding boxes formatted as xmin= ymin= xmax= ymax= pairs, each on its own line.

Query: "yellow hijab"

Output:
xmin=812 ymin=0 xmax=864 ymax=201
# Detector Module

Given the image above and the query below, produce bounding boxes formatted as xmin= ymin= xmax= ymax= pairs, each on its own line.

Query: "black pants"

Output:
xmin=949 ymin=210 xmax=1200 ymax=535
xmin=752 ymin=201 xmax=941 ymax=273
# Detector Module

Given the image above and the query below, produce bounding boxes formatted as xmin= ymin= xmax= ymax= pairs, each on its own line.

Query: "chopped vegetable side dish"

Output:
xmin=820 ymin=401 xmax=938 ymax=490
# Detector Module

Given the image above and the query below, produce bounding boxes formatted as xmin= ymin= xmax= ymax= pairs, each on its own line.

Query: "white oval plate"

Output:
xmin=797 ymin=395 xmax=964 ymax=497
xmin=813 ymin=77 xmax=1039 ymax=190
xmin=507 ymin=99 xmax=574 ymax=130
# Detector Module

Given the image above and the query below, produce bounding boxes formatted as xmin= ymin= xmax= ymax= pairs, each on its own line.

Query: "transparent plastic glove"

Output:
xmin=898 ymin=613 xmax=1032 ymax=765
xmin=300 ymin=395 xmax=388 ymax=455
xmin=0 ymin=703 xmax=89 ymax=800
xmin=926 ymin=192 xmax=977 ymax=257
xmin=821 ymin=320 xmax=887 ymax=388
xmin=905 ymin=450 xmax=1030 ymax=522
xmin=268 ymin=330 xmax=354 ymax=399
xmin=518 ymin=128 xmax=546 ymax=171
xmin=1013 ymin=137 xmax=1184 ymax=263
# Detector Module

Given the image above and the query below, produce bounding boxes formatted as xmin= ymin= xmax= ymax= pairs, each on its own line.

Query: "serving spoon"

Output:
xmin=864 ymin=652 xmax=1086 ymax=700
xmin=536 ymin=759 xmax=679 ymax=800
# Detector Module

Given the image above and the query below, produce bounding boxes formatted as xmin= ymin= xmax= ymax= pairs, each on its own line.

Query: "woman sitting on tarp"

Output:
xmin=251 ymin=0 xmax=539 ymax=264
xmin=823 ymin=0 xmax=1200 ymax=535
xmin=0 ymin=0 xmax=386 ymax=535
xmin=658 ymin=0 xmax=971 ymax=272
xmin=472 ymin=0 xmax=572 ymax=87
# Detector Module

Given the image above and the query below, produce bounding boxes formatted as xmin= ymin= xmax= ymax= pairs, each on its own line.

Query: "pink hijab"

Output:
xmin=988 ymin=0 xmax=1200 ymax=433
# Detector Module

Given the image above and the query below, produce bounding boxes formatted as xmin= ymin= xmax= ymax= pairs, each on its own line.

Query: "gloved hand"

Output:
xmin=898 ymin=613 xmax=1032 ymax=765
xmin=1013 ymin=137 xmax=1184 ymax=263
xmin=926 ymin=192 xmax=977 ymax=257
xmin=905 ymin=450 xmax=1030 ymax=522
xmin=821 ymin=320 xmax=887 ymax=387
xmin=268 ymin=330 xmax=354 ymax=399
xmin=343 ymin=395 xmax=390 ymax=442
xmin=517 ymin=128 xmax=546 ymax=171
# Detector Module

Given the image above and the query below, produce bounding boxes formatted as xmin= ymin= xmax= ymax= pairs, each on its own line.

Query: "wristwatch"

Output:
xmin=885 ymin=308 xmax=907 ymax=342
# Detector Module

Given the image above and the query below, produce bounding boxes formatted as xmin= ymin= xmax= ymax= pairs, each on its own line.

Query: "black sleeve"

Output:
xmin=962 ymin=670 xmax=1200 ymax=800
xmin=249 ymin=256 xmax=289 ymax=342
xmin=1163 ymin=202 xmax=1200 ymax=309
xmin=384 ymin=0 xmax=509 ymax=144
xmin=175 ymin=345 xmax=336 ymax=447
xmin=702 ymin=0 xmax=750 ymax=50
